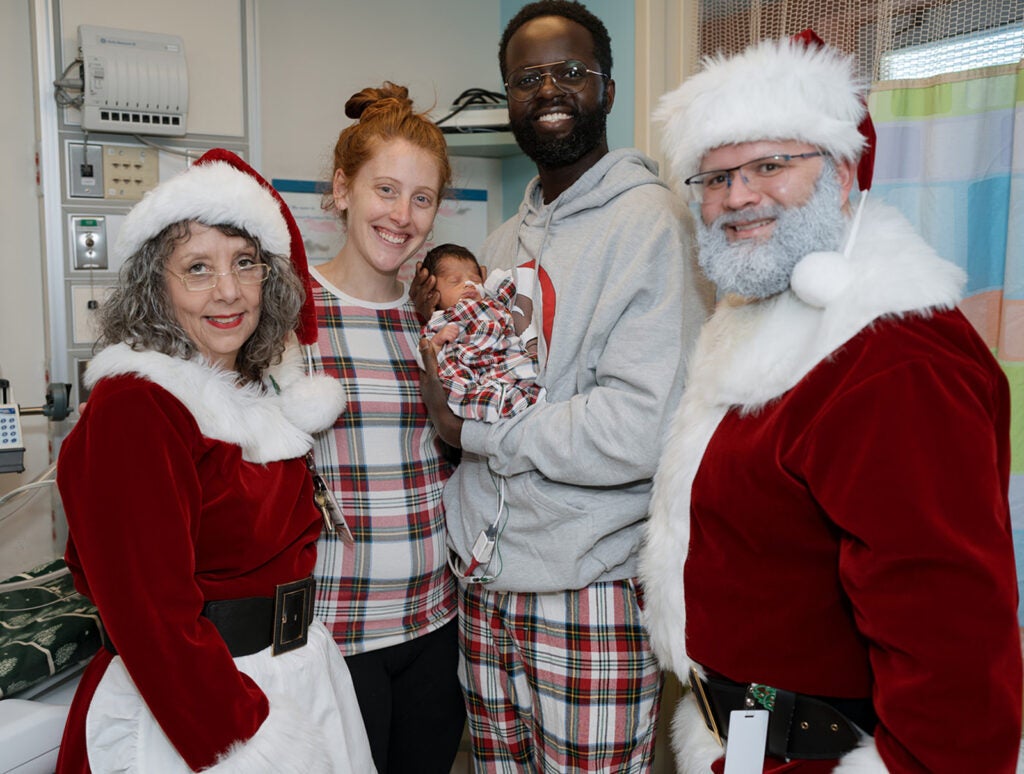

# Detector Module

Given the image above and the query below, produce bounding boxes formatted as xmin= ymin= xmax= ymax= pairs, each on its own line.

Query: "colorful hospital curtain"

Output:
xmin=869 ymin=63 xmax=1024 ymax=616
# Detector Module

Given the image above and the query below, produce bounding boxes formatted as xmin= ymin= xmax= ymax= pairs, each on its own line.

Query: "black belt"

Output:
xmin=690 ymin=668 xmax=876 ymax=760
xmin=105 ymin=576 xmax=315 ymax=658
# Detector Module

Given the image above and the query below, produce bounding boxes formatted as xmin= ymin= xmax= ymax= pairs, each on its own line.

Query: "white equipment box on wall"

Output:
xmin=78 ymin=25 xmax=188 ymax=136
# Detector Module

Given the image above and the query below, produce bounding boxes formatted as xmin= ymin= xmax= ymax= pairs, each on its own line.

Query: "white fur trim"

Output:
xmin=206 ymin=693 xmax=331 ymax=773
xmin=114 ymin=160 xmax=289 ymax=263
xmin=640 ymin=370 xmax=727 ymax=679
xmin=697 ymin=201 xmax=962 ymax=411
xmin=640 ymin=201 xmax=965 ymax=762
xmin=86 ymin=343 xmax=344 ymax=463
xmin=671 ymin=693 xmax=725 ymax=774
xmin=655 ymin=38 xmax=866 ymax=195
xmin=831 ymin=737 xmax=889 ymax=773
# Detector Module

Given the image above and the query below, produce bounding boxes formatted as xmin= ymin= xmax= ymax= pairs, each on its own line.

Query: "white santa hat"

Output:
xmin=113 ymin=148 xmax=318 ymax=344
xmin=655 ymin=34 xmax=871 ymax=198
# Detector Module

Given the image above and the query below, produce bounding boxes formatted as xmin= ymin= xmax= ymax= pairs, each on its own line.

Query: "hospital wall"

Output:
xmin=0 ymin=0 xmax=649 ymax=572
xmin=0 ymin=0 xmax=523 ymax=573
xmin=256 ymin=0 xmax=506 ymax=228
xmin=1 ymin=1 xmax=50 ymax=575
xmin=1 ymin=3 xmax=652 ymax=491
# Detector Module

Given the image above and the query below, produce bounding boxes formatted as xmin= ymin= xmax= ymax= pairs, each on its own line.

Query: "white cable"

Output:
xmin=131 ymin=134 xmax=193 ymax=159
xmin=462 ymin=472 xmax=509 ymax=580
xmin=844 ymin=189 xmax=869 ymax=259
xmin=0 ymin=461 xmax=58 ymax=508
xmin=0 ymin=479 xmax=54 ymax=508
xmin=493 ymin=476 xmax=506 ymax=532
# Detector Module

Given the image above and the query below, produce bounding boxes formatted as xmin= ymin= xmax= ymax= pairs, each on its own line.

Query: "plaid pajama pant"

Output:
xmin=458 ymin=579 xmax=662 ymax=773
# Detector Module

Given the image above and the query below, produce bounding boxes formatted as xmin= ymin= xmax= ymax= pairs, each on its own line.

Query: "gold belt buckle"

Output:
xmin=689 ymin=667 xmax=723 ymax=748
xmin=272 ymin=576 xmax=314 ymax=655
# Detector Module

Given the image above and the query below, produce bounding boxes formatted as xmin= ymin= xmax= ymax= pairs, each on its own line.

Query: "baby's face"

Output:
xmin=435 ymin=255 xmax=484 ymax=310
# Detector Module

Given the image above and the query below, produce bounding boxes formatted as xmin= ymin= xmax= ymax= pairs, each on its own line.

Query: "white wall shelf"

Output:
xmin=445 ymin=131 xmax=521 ymax=158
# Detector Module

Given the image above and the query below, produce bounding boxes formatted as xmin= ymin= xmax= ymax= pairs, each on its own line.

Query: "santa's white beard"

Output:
xmin=696 ymin=164 xmax=847 ymax=300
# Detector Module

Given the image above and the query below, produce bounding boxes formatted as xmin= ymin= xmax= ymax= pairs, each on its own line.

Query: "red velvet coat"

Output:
xmin=55 ymin=343 xmax=346 ymax=772
xmin=641 ymin=201 xmax=1022 ymax=773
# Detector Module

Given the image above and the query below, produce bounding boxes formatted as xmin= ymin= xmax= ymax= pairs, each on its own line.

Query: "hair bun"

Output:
xmin=327 ymin=80 xmax=451 ymax=217
xmin=344 ymin=81 xmax=412 ymax=120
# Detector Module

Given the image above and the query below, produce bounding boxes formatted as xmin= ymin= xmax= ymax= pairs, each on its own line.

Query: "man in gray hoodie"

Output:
xmin=419 ymin=1 xmax=708 ymax=770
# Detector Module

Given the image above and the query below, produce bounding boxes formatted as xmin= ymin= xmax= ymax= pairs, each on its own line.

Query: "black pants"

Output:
xmin=345 ymin=619 xmax=466 ymax=773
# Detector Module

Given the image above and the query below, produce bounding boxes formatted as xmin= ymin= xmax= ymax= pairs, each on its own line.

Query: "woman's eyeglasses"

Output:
xmin=168 ymin=263 xmax=271 ymax=292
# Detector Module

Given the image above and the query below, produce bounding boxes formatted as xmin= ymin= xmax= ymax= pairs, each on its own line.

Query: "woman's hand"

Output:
xmin=417 ymin=335 xmax=464 ymax=448
xmin=410 ymin=262 xmax=439 ymax=324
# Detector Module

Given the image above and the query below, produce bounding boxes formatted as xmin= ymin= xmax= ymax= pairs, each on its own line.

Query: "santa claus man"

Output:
xmin=641 ymin=33 xmax=1021 ymax=774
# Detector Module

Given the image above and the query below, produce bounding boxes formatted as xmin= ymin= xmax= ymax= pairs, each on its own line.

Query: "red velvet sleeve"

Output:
xmin=58 ymin=376 xmax=268 ymax=771
xmin=801 ymin=353 xmax=1021 ymax=772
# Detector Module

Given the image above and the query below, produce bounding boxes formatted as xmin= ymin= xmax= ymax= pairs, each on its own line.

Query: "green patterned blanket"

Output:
xmin=0 ymin=558 xmax=102 ymax=698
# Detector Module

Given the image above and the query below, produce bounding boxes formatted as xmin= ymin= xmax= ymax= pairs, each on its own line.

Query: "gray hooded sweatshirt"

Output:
xmin=445 ymin=148 xmax=709 ymax=591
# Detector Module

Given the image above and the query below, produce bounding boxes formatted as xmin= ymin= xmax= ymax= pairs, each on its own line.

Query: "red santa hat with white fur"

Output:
xmin=655 ymin=31 xmax=876 ymax=199
xmin=114 ymin=148 xmax=318 ymax=345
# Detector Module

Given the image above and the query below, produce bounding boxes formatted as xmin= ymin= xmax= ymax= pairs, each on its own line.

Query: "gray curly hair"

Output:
xmin=96 ymin=220 xmax=305 ymax=384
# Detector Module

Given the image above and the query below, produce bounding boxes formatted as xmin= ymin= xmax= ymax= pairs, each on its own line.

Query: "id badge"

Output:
xmin=723 ymin=709 xmax=768 ymax=774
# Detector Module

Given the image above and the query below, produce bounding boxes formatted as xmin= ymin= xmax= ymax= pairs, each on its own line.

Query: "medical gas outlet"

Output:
xmin=72 ymin=216 xmax=107 ymax=270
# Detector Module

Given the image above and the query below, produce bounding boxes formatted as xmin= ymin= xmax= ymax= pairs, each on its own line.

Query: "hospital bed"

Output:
xmin=0 ymin=465 xmax=101 ymax=773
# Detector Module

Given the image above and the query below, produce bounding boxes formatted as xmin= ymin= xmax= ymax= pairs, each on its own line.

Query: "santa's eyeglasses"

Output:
xmin=685 ymin=152 xmax=825 ymax=203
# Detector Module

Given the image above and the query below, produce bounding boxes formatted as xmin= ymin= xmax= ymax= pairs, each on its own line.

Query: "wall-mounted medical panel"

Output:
xmin=79 ymin=25 xmax=188 ymax=136
xmin=69 ymin=284 xmax=115 ymax=346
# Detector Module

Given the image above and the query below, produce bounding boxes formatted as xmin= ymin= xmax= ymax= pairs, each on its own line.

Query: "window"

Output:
xmin=880 ymin=24 xmax=1024 ymax=80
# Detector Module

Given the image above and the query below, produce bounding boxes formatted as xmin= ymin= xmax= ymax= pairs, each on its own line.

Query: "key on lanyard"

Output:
xmin=305 ymin=452 xmax=354 ymax=543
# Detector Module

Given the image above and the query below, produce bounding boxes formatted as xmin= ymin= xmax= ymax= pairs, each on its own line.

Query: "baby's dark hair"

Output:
xmin=421 ymin=243 xmax=479 ymax=276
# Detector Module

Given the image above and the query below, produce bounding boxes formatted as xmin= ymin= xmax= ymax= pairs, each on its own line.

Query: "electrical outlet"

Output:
xmin=103 ymin=144 xmax=159 ymax=200
xmin=68 ymin=142 xmax=104 ymax=198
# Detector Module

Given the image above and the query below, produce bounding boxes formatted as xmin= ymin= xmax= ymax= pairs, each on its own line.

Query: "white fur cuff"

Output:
xmin=831 ymin=737 xmax=889 ymax=773
xmin=672 ymin=692 xmax=725 ymax=774
xmin=206 ymin=694 xmax=332 ymax=773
